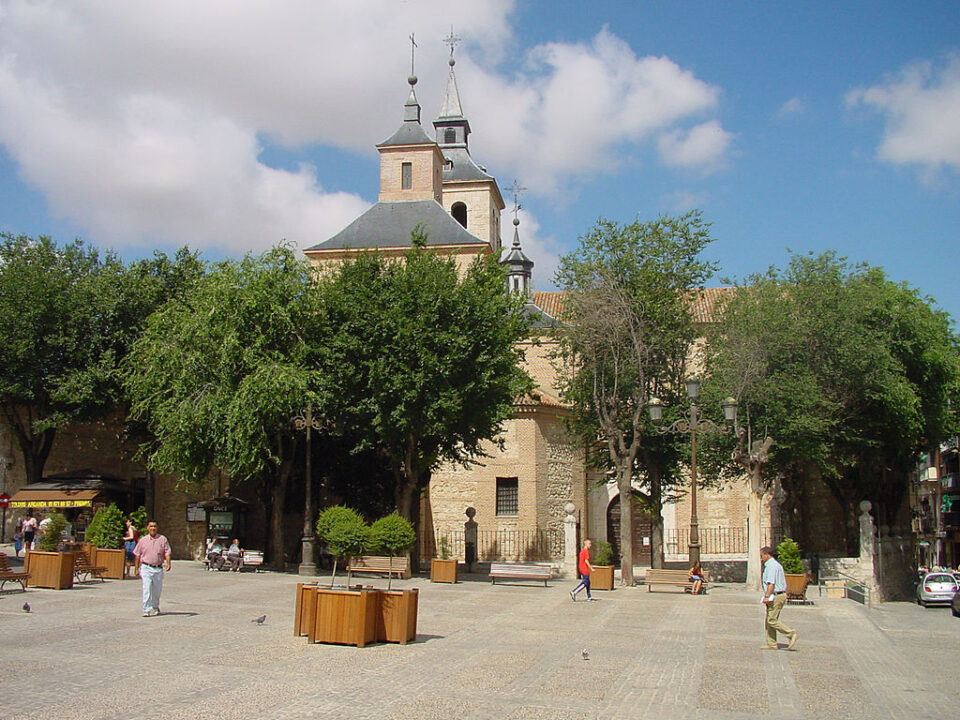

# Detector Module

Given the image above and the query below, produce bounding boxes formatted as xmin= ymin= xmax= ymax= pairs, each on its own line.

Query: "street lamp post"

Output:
xmin=294 ymin=406 xmax=324 ymax=576
xmin=648 ymin=378 xmax=737 ymax=567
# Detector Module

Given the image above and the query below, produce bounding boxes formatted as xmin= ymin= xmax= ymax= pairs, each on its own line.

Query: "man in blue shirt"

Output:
xmin=760 ymin=546 xmax=798 ymax=650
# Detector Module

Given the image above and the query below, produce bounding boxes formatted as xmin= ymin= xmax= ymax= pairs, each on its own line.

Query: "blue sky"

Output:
xmin=0 ymin=1 xmax=958 ymax=322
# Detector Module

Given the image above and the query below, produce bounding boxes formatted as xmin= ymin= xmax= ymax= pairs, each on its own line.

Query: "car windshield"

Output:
xmin=926 ymin=574 xmax=956 ymax=585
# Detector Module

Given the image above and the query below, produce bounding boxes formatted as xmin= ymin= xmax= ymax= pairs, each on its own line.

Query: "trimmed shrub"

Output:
xmin=369 ymin=514 xmax=416 ymax=557
xmin=776 ymin=537 xmax=804 ymax=574
xmin=592 ymin=540 xmax=614 ymax=566
xmin=36 ymin=513 xmax=68 ymax=551
xmin=86 ymin=503 xmax=125 ymax=549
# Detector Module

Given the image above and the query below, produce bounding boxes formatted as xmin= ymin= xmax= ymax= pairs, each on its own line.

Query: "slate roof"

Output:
xmin=306 ymin=199 xmax=489 ymax=251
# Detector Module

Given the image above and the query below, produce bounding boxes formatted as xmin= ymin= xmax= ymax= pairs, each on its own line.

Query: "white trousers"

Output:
xmin=140 ymin=564 xmax=164 ymax=613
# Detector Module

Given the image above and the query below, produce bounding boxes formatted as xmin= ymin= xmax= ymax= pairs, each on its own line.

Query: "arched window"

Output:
xmin=444 ymin=128 xmax=456 ymax=144
xmin=451 ymin=202 xmax=467 ymax=228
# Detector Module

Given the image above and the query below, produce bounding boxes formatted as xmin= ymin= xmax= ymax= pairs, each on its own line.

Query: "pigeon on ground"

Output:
xmin=582 ymin=648 xmax=589 ymax=660
xmin=22 ymin=602 xmax=30 ymax=613
xmin=252 ymin=614 xmax=266 ymax=625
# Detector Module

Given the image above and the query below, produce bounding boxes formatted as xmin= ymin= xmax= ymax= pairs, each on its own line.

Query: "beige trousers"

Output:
xmin=764 ymin=592 xmax=793 ymax=645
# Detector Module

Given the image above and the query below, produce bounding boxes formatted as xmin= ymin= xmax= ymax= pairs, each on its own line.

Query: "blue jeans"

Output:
xmin=140 ymin=564 xmax=164 ymax=613
xmin=572 ymin=573 xmax=591 ymax=599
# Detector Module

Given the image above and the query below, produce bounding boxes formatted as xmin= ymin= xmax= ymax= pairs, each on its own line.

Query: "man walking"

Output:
xmin=760 ymin=546 xmax=798 ymax=650
xmin=570 ymin=539 xmax=597 ymax=602
xmin=134 ymin=521 xmax=172 ymax=617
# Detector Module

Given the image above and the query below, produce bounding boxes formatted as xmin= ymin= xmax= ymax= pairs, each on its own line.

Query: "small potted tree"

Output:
xmin=370 ymin=513 xmax=419 ymax=644
xmin=777 ymin=537 xmax=808 ymax=600
xmin=85 ymin=503 xmax=126 ymax=579
xmin=307 ymin=506 xmax=378 ymax=647
xmin=25 ymin=513 xmax=75 ymax=589
xmin=590 ymin=540 xmax=615 ymax=591
xmin=430 ymin=535 xmax=458 ymax=583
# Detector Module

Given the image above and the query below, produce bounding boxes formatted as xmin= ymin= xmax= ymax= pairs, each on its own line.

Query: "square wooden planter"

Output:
xmin=90 ymin=548 xmax=126 ymax=580
xmin=376 ymin=588 xmax=418 ymax=644
xmin=310 ymin=587 xmax=378 ymax=647
xmin=25 ymin=551 xmax=76 ymax=590
xmin=785 ymin=573 xmax=809 ymax=600
xmin=430 ymin=558 xmax=458 ymax=583
xmin=591 ymin=566 xmax=615 ymax=591
xmin=294 ymin=582 xmax=320 ymax=637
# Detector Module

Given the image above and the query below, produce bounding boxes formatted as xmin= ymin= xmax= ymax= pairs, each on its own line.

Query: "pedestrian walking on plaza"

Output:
xmin=134 ymin=520 xmax=172 ymax=617
xmin=20 ymin=510 xmax=38 ymax=552
xmin=570 ymin=539 xmax=597 ymax=602
xmin=760 ymin=546 xmax=798 ymax=650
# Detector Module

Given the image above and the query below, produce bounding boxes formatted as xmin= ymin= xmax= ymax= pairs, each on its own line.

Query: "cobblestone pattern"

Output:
xmin=0 ymin=554 xmax=957 ymax=720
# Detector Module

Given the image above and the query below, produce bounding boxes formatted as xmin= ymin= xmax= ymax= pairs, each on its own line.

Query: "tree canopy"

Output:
xmin=314 ymin=235 xmax=534 ymax=523
xmin=706 ymin=251 xmax=960 ymax=552
xmin=554 ymin=211 xmax=717 ymax=581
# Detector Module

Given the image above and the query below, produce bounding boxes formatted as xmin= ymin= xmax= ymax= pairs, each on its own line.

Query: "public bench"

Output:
xmin=0 ymin=552 xmax=30 ymax=592
xmin=489 ymin=562 xmax=553 ymax=587
xmin=73 ymin=550 xmax=107 ymax=583
xmin=644 ymin=568 xmax=710 ymax=593
xmin=346 ymin=555 xmax=411 ymax=579
xmin=203 ymin=549 xmax=264 ymax=572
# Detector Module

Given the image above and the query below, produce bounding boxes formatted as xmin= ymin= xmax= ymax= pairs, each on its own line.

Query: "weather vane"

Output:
xmin=509 ymin=179 xmax=527 ymax=222
xmin=409 ymin=33 xmax=418 ymax=77
xmin=443 ymin=26 xmax=461 ymax=58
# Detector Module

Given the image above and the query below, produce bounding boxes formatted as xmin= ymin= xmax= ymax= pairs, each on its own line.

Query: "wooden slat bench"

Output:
xmin=0 ymin=552 xmax=30 ymax=592
xmin=489 ymin=562 xmax=553 ymax=587
xmin=644 ymin=568 xmax=710 ymax=593
xmin=74 ymin=550 xmax=107 ymax=583
xmin=347 ymin=555 xmax=410 ymax=579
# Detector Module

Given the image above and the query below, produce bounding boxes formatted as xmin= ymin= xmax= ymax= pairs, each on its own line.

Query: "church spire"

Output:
xmin=501 ymin=180 xmax=533 ymax=296
xmin=404 ymin=33 xmax=421 ymax=123
xmin=435 ymin=27 xmax=470 ymax=147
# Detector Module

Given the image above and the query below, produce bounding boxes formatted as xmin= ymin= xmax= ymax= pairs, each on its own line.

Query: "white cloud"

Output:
xmin=657 ymin=121 xmax=732 ymax=171
xmin=846 ymin=53 xmax=960 ymax=173
xmin=777 ymin=97 xmax=805 ymax=117
xmin=659 ymin=189 xmax=711 ymax=214
xmin=0 ymin=2 xmax=729 ymax=253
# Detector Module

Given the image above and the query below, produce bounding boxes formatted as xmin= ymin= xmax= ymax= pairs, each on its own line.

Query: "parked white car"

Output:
xmin=916 ymin=572 xmax=958 ymax=607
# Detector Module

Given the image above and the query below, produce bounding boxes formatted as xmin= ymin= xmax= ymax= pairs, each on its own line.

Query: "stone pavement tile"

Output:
xmin=505 ymin=706 xmax=583 ymax=720
xmin=697 ymin=664 xmax=767 ymax=713
xmin=703 ymin=638 xmax=762 ymax=667
xmin=785 ymin=645 xmax=855 ymax=675
xmin=446 ymin=651 xmax=539 ymax=691
xmin=793 ymin=671 xmax=876 ymax=719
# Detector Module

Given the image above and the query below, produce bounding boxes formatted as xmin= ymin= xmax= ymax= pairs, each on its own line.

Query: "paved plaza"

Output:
xmin=1 ymin=552 xmax=956 ymax=720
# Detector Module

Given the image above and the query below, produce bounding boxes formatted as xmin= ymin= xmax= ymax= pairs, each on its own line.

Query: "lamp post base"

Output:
xmin=688 ymin=543 xmax=701 ymax=568
xmin=298 ymin=536 xmax=318 ymax=576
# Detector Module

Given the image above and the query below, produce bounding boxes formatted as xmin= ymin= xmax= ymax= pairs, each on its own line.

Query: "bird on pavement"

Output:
xmin=22 ymin=602 xmax=30 ymax=613
xmin=582 ymin=648 xmax=589 ymax=660
xmin=252 ymin=614 xmax=266 ymax=625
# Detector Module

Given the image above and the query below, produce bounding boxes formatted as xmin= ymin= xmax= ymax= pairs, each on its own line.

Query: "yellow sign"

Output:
xmin=10 ymin=500 xmax=93 ymax=508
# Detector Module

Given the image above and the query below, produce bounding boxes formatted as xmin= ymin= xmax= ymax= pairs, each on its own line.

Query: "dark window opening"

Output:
xmin=451 ymin=202 xmax=467 ymax=228
xmin=444 ymin=128 xmax=456 ymax=144
xmin=401 ymin=162 xmax=412 ymax=190
xmin=496 ymin=477 xmax=519 ymax=516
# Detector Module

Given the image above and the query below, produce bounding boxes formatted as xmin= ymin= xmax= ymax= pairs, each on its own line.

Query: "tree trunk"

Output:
xmin=745 ymin=481 xmax=763 ymax=591
xmin=269 ymin=473 xmax=288 ymax=570
xmin=3 ymin=406 xmax=56 ymax=484
xmin=618 ymin=467 xmax=634 ymax=586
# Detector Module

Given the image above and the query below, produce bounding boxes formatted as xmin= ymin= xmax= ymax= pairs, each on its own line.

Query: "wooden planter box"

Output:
xmin=785 ymin=573 xmax=809 ymax=600
xmin=430 ymin=558 xmax=458 ymax=583
xmin=376 ymin=588 xmax=418 ymax=644
xmin=25 ymin=551 xmax=76 ymax=590
xmin=95 ymin=548 xmax=126 ymax=580
xmin=294 ymin=582 xmax=320 ymax=637
xmin=311 ymin=588 xmax=378 ymax=647
xmin=591 ymin=566 xmax=615 ymax=590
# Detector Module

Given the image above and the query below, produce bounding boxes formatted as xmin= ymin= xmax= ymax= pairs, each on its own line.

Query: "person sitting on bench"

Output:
xmin=688 ymin=561 xmax=705 ymax=595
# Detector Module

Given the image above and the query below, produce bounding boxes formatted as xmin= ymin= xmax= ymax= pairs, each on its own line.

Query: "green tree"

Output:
xmin=124 ymin=245 xmax=318 ymax=567
xmin=315 ymin=233 xmax=533 ymax=529
xmin=316 ymin=505 xmax=370 ymax=586
xmin=0 ymin=234 xmax=117 ymax=483
xmin=554 ymin=212 xmax=716 ymax=584
xmin=86 ymin=503 xmax=126 ymax=549
xmin=706 ymin=252 xmax=960 ymax=555
xmin=36 ymin=513 xmax=68 ymax=551
xmin=776 ymin=537 xmax=804 ymax=575
xmin=369 ymin=513 xmax=416 ymax=589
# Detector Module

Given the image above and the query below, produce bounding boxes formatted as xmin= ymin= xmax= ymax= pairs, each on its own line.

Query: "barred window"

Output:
xmin=496 ymin=477 xmax=518 ymax=516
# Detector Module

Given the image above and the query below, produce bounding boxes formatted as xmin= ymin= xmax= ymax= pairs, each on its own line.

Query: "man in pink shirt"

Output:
xmin=134 ymin=520 xmax=172 ymax=617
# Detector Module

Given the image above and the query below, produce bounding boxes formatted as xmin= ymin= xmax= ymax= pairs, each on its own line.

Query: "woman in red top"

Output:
xmin=570 ymin=539 xmax=597 ymax=601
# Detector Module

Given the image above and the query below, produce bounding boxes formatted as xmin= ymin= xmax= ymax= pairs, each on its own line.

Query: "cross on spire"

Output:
xmin=509 ymin=179 xmax=527 ymax=222
xmin=443 ymin=26 xmax=461 ymax=58
xmin=409 ymin=33 xmax=418 ymax=77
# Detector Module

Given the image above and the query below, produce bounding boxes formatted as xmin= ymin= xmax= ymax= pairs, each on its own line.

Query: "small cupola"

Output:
xmin=501 ymin=216 xmax=534 ymax=296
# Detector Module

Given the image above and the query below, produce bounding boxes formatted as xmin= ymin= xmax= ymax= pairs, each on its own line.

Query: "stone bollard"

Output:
xmin=563 ymin=502 xmax=578 ymax=579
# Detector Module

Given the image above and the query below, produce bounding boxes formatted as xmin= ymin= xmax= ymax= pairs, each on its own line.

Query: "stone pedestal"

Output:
xmin=563 ymin=502 xmax=578 ymax=579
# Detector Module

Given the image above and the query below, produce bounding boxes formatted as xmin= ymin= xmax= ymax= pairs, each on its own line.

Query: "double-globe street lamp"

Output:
xmin=294 ymin=405 xmax=324 ymax=576
xmin=647 ymin=377 xmax=738 ymax=567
